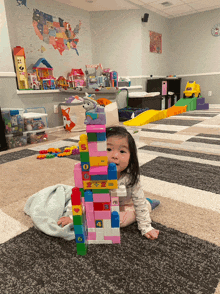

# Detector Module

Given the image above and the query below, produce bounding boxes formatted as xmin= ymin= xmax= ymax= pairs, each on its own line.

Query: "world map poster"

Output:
xmin=149 ymin=31 xmax=162 ymax=54
xmin=33 ymin=9 xmax=81 ymax=55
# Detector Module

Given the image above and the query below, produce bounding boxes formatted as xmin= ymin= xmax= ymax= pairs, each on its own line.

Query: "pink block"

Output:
xmin=88 ymin=142 xmax=97 ymax=151
xmin=86 ymin=214 xmax=96 ymax=228
xmin=74 ymin=163 xmax=83 ymax=188
xmin=104 ymin=236 xmax=121 ymax=243
xmin=90 ymin=166 xmax=108 ymax=175
xmin=94 ymin=211 xmax=111 ymax=219
xmin=93 ymin=193 xmax=110 ymax=202
xmin=85 ymin=202 xmax=94 ymax=212
xmin=89 ymin=150 xmax=107 ymax=157
xmin=88 ymin=232 xmax=96 ymax=240
xmin=86 ymin=125 xmax=106 ymax=133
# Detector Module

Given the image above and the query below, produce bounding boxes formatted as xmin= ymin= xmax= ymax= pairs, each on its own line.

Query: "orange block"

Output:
xmin=166 ymin=105 xmax=187 ymax=117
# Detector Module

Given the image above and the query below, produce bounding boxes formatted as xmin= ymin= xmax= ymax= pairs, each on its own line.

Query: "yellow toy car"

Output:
xmin=183 ymin=81 xmax=201 ymax=98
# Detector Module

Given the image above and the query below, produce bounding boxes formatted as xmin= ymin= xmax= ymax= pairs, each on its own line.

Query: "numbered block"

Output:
xmin=95 ymin=220 xmax=103 ymax=228
xmin=75 ymin=234 xmax=85 ymax=243
xmin=81 ymin=162 xmax=90 ymax=172
xmin=82 ymin=171 xmax=91 ymax=181
xmin=86 ymin=125 xmax=106 ymax=133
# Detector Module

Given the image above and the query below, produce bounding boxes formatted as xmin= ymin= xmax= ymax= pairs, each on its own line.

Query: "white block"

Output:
xmin=103 ymin=219 xmax=111 ymax=229
xmin=111 ymin=228 xmax=120 ymax=236
xmin=97 ymin=140 xmax=107 ymax=151
xmin=96 ymin=228 xmax=104 ymax=240
xmin=111 ymin=206 xmax=119 ymax=213
xmin=88 ymin=228 xmax=96 ymax=232
xmin=88 ymin=240 xmax=112 ymax=244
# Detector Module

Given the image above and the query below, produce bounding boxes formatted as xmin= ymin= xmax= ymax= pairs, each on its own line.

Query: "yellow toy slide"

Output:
xmin=123 ymin=105 xmax=187 ymax=127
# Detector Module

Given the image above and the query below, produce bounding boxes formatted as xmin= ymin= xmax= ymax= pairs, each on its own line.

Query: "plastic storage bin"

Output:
xmin=26 ymin=130 xmax=48 ymax=144
xmin=23 ymin=112 xmax=48 ymax=132
xmin=1 ymin=108 xmax=24 ymax=134
xmin=6 ymin=133 xmax=27 ymax=149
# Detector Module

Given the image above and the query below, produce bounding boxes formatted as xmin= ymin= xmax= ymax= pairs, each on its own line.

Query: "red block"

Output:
xmin=93 ymin=202 xmax=110 ymax=211
xmin=71 ymin=187 xmax=81 ymax=205
xmin=82 ymin=171 xmax=90 ymax=181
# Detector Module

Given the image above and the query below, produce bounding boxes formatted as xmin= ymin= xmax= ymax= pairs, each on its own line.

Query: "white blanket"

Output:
xmin=24 ymin=184 xmax=75 ymax=241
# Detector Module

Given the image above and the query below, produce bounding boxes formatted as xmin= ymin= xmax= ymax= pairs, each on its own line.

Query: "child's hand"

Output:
xmin=145 ymin=229 xmax=159 ymax=240
xmin=57 ymin=216 xmax=72 ymax=227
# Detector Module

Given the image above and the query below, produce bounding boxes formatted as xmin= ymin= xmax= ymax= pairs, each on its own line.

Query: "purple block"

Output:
xmin=197 ymin=103 xmax=209 ymax=110
xmin=197 ymin=97 xmax=205 ymax=105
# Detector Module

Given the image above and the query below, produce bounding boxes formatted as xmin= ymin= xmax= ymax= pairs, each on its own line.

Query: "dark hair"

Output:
xmin=106 ymin=126 xmax=140 ymax=187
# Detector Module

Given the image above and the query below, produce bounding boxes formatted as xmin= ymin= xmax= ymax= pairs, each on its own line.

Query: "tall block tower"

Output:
xmin=71 ymin=97 xmax=125 ymax=256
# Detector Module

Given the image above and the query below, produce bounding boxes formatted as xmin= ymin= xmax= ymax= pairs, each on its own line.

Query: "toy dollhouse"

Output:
xmin=67 ymin=68 xmax=85 ymax=88
xmin=33 ymin=58 xmax=56 ymax=90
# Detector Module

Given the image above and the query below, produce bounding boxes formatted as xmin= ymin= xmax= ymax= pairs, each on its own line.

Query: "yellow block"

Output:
xmin=72 ymin=205 xmax=82 ymax=216
xmin=83 ymin=180 xmax=118 ymax=190
xmin=83 ymin=180 xmax=108 ymax=190
xmin=90 ymin=156 xmax=108 ymax=166
xmin=107 ymin=180 xmax=118 ymax=189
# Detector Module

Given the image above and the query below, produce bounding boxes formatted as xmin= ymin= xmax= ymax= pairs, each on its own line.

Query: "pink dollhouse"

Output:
xmin=67 ymin=69 xmax=85 ymax=88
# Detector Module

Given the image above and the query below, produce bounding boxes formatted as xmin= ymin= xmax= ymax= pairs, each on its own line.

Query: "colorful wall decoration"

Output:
xmin=149 ymin=31 xmax=162 ymax=54
xmin=32 ymin=9 xmax=81 ymax=55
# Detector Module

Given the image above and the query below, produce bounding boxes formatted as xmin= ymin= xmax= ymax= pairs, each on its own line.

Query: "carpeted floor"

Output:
xmin=0 ymin=106 xmax=220 ymax=293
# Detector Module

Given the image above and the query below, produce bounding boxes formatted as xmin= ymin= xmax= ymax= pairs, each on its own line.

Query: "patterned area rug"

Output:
xmin=0 ymin=107 xmax=220 ymax=293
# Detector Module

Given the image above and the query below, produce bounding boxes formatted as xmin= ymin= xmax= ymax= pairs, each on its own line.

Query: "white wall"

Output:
xmin=90 ymin=9 xmax=171 ymax=77
xmin=0 ymin=0 xmax=15 ymax=73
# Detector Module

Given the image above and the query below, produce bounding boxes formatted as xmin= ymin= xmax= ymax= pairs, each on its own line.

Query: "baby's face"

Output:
xmin=107 ymin=136 xmax=130 ymax=178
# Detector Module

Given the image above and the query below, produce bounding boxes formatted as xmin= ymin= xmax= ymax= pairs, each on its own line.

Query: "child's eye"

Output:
xmin=120 ymin=150 xmax=126 ymax=153
xmin=107 ymin=148 xmax=112 ymax=152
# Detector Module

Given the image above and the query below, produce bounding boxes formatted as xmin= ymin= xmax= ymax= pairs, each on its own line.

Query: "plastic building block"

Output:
xmin=37 ymin=154 xmax=46 ymax=159
xmin=71 ymin=187 xmax=81 ymax=205
xmin=111 ymin=211 xmax=120 ymax=228
xmin=81 ymin=162 xmax=90 ymax=172
xmin=86 ymin=125 xmax=106 ymax=133
xmin=87 ymin=133 xmax=97 ymax=142
xmin=84 ymin=190 xmax=93 ymax=202
xmin=108 ymin=163 xmax=117 ymax=180
xmin=80 ymin=152 xmax=90 ymax=162
xmin=90 ymin=156 xmax=108 ymax=166
xmin=91 ymin=174 xmax=108 ymax=181
xmin=90 ymin=166 xmax=108 ymax=175
xmin=97 ymin=132 xmax=106 ymax=141
xmin=74 ymin=163 xmax=83 ymax=188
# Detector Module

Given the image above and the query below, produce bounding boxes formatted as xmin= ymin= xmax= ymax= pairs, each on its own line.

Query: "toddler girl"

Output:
xmin=58 ymin=126 xmax=160 ymax=240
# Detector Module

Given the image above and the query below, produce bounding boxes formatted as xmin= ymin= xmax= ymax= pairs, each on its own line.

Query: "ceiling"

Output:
xmin=56 ymin=0 xmax=220 ymax=18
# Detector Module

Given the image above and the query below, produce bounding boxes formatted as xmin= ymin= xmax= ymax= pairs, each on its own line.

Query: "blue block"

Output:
xmin=108 ymin=163 xmax=117 ymax=180
xmin=74 ymin=225 xmax=84 ymax=234
xmin=111 ymin=211 xmax=120 ymax=228
xmin=97 ymin=132 xmax=106 ymax=141
xmin=81 ymin=162 xmax=90 ymax=171
xmin=91 ymin=174 xmax=108 ymax=181
xmin=84 ymin=190 xmax=93 ymax=202
xmin=75 ymin=234 xmax=85 ymax=243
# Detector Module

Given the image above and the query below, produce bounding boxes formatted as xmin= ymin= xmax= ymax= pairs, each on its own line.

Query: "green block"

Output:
xmin=87 ymin=133 xmax=97 ymax=142
xmin=73 ymin=215 xmax=83 ymax=225
xmin=175 ymin=97 xmax=197 ymax=111
xmin=92 ymin=189 xmax=109 ymax=193
xmin=76 ymin=243 xmax=88 ymax=256
xmin=80 ymin=188 xmax=84 ymax=197
xmin=80 ymin=152 xmax=90 ymax=162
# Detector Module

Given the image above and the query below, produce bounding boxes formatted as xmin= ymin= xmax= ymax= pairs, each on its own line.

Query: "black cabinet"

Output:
xmin=146 ymin=78 xmax=181 ymax=108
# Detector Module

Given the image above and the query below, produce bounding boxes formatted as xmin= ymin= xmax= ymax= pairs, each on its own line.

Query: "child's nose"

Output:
xmin=112 ymin=150 xmax=119 ymax=159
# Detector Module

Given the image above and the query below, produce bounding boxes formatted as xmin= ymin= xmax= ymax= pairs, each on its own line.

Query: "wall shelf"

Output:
xmin=16 ymin=85 xmax=142 ymax=95
xmin=17 ymin=89 xmax=60 ymax=95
